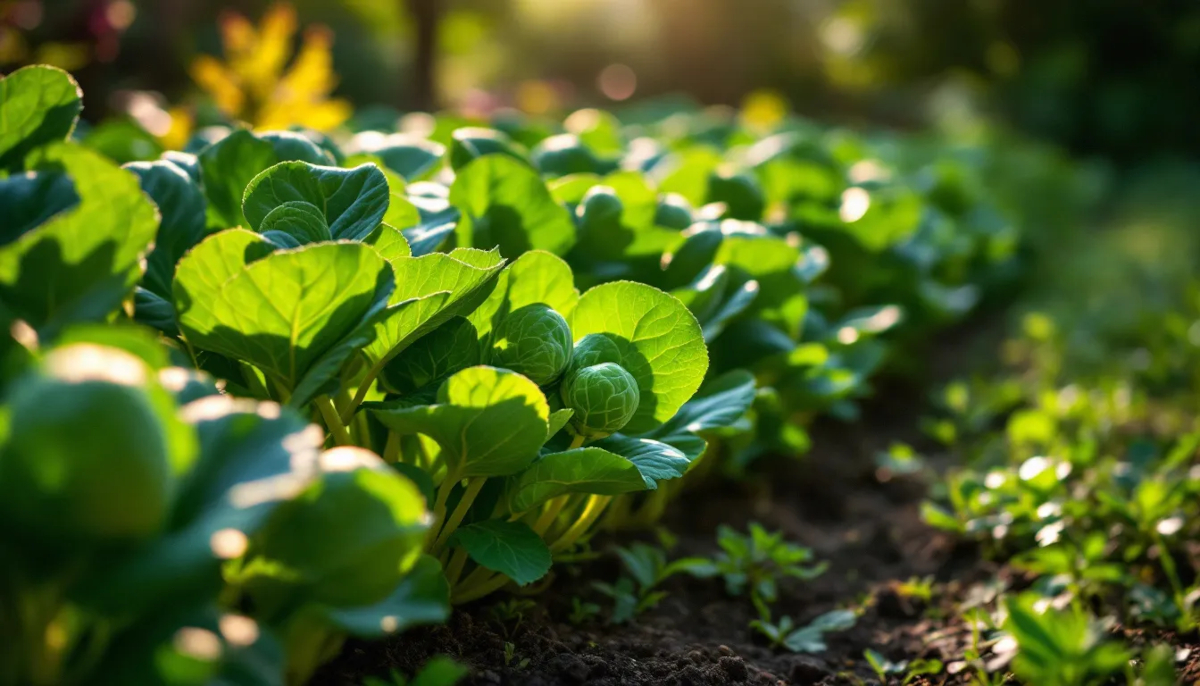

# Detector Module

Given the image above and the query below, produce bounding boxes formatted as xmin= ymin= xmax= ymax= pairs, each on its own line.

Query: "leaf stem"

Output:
xmin=444 ymin=548 xmax=470 ymax=587
xmin=341 ymin=358 xmax=386 ymax=424
xmin=428 ymin=469 xmax=461 ymax=547
xmin=383 ymin=431 xmax=400 ymax=462
xmin=432 ymin=477 xmax=486 ymax=553
xmin=316 ymin=396 xmax=353 ymax=446
xmin=550 ymin=495 xmax=613 ymax=553
xmin=568 ymin=434 xmax=586 ymax=450
xmin=531 ymin=495 xmax=571 ymax=537
xmin=452 ymin=571 xmax=511 ymax=605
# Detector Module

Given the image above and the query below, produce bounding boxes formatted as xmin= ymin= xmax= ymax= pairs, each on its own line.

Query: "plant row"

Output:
xmin=0 ymin=64 xmax=1043 ymax=685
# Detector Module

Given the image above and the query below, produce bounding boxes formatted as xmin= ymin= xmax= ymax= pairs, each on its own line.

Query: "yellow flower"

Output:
xmin=188 ymin=3 xmax=351 ymax=133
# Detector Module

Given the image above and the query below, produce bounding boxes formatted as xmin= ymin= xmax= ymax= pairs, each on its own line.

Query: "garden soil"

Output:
xmin=318 ymin=322 xmax=1200 ymax=685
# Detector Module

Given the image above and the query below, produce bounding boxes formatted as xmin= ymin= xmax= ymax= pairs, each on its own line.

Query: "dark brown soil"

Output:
xmin=317 ymin=387 xmax=997 ymax=686
xmin=316 ymin=317 xmax=1197 ymax=686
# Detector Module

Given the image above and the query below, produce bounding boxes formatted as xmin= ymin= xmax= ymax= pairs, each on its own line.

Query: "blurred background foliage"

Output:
xmin=5 ymin=0 xmax=1200 ymax=162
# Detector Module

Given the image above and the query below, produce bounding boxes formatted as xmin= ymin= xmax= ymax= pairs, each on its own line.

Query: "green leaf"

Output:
xmin=0 ymin=353 xmax=179 ymax=547
xmin=53 ymin=323 xmax=171 ymax=369
xmin=72 ymin=397 xmax=322 ymax=615
xmin=637 ymin=370 xmax=757 ymax=460
xmin=83 ymin=118 xmax=162 ymax=164
xmin=362 ymin=249 xmax=504 ymax=371
xmin=672 ymin=264 xmax=760 ymax=342
xmin=451 ymin=155 xmax=576 ymax=259
xmin=715 ymin=232 xmax=808 ymax=337
xmin=364 ymin=223 xmax=413 ymax=262
xmin=448 ymin=128 xmax=527 ymax=171
xmin=383 ymin=317 xmax=481 ymax=394
xmin=368 ymin=366 xmax=550 ymax=478
xmin=547 ymin=408 xmax=574 ymax=439
xmin=199 ymin=130 xmax=279 ymax=229
xmin=569 ymin=281 xmax=708 ymax=433
xmin=175 ymin=241 xmax=395 ymax=407
xmin=0 ymin=143 xmax=158 ymax=335
xmin=242 ymin=161 xmax=390 ymax=242
xmin=507 ymin=448 xmax=647 ymax=512
xmin=658 ymin=147 xmax=722 ymax=206
xmin=322 ymin=554 xmax=450 ymax=637
xmin=347 ymin=132 xmax=445 ymax=181
xmin=171 ymin=229 xmax=274 ymax=307
xmin=0 ymin=168 xmax=78 ymax=245
xmin=402 ymin=185 xmax=460 ymax=256
xmin=838 ymin=184 xmax=923 ymax=252
xmin=592 ymin=434 xmax=690 ymax=489
xmin=345 ymin=153 xmax=422 ymax=229
xmin=257 ymin=200 xmax=331 ymax=248
xmin=197 ymin=130 xmax=330 ymax=230
xmin=0 ymin=65 xmax=82 ymax=171
xmin=708 ymin=170 xmax=765 ymax=221
xmin=410 ymin=656 xmax=470 ymax=686
xmin=248 ymin=456 xmax=429 ymax=613
xmin=469 ymin=250 xmax=580 ymax=339
xmin=258 ymin=131 xmax=333 ymax=166
xmin=919 ymin=501 xmax=962 ymax=532
xmin=126 ymin=160 xmax=207 ymax=299
xmin=448 ymin=519 xmax=551 ymax=586
xmin=782 ymin=610 xmax=857 ymax=653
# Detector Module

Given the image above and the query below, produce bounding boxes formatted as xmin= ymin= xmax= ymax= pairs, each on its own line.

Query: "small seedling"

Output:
xmin=686 ymin=523 xmax=827 ymax=618
xmin=361 ymin=656 xmax=468 ymax=686
xmin=750 ymin=608 xmax=857 ymax=653
xmin=568 ymin=596 xmax=601 ymax=625
xmin=864 ymin=649 xmax=907 ymax=684
xmin=489 ymin=598 xmax=537 ymax=638
xmin=592 ymin=542 xmax=709 ymax=624
xmin=503 ymin=642 xmax=530 ymax=670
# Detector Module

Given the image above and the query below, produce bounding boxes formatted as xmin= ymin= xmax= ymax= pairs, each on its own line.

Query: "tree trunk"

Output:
xmin=407 ymin=0 xmax=440 ymax=112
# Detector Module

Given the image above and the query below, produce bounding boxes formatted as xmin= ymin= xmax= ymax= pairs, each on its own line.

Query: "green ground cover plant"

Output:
xmin=0 ymin=63 xmax=1079 ymax=684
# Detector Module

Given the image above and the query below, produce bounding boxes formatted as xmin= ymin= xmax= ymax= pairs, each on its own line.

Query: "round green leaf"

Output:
xmin=447 ymin=519 xmax=551 ymax=586
xmin=249 ymin=449 xmax=429 ymax=612
xmin=176 ymin=242 xmax=395 ymax=407
xmin=0 ymin=65 xmax=82 ymax=171
xmin=361 ymin=248 xmax=505 ymax=370
xmin=569 ymin=281 xmax=709 ymax=433
xmin=242 ymin=161 xmax=390 ymax=242
xmin=126 ymin=159 xmax=207 ymax=299
xmin=0 ymin=142 xmax=158 ymax=335
xmin=383 ymin=317 xmax=481 ymax=394
xmin=321 ymin=554 xmax=451 ymax=637
xmin=506 ymin=448 xmax=646 ymax=512
xmin=368 ymin=366 xmax=550 ymax=478
xmin=469 ymin=250 xmax=580 ymax=339
xmin=450 ymin=154 xmax=576 ymax=259
xmin=0 ymin=346 xmax=181 ymax=546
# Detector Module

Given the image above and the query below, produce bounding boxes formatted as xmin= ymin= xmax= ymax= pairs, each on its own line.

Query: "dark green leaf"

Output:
xmin=451 ymin=155 xmax=576 ymax=259
xmin=448 ymin=519 xmax=551 ymax=586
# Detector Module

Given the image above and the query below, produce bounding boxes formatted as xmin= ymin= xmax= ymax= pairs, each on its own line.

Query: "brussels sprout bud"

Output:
xmin=0 ymin=346 xmax=173 ymax=543
xmin=560 ymin=362 xmax=640 ymax=439
xmin=567 ymin=333 xmax=623 ymax=373
xmin=490 ymin=304 xmax=573 ymax=386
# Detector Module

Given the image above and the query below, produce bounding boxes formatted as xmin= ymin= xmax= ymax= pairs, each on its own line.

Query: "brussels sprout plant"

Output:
xmin=0 ymin=63 xmax=1035 ymax=685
